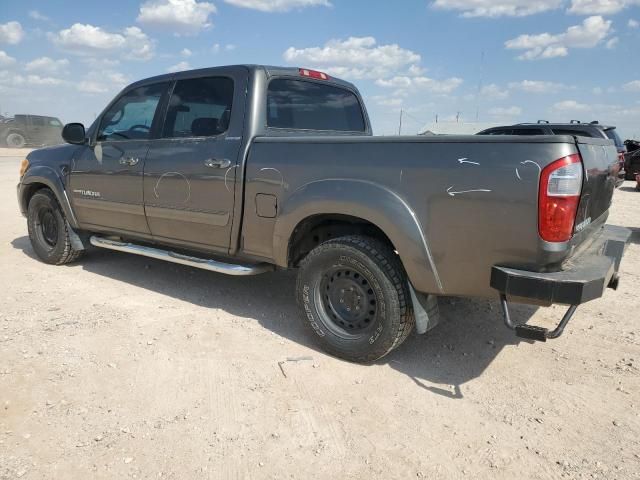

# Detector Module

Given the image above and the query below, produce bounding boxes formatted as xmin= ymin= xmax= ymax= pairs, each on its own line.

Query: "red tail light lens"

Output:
xmin=538 ymin=153 xmax=583 ymax=243
xmin=299 ymin=68 xmax=329 ymax=80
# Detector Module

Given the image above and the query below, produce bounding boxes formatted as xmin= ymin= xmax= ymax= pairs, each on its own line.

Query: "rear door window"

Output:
xmin=485 ymin=129 xmax=512 ymax=135
xmin=511 ymin=128 xmax=545 ymax=135
xmin=552 ymin=128 xmax=595 ymax=137
xmin=604 ymin=128 xmax=624 ymax=150
xmin=162 ymin=76 xmax=234 ymax=138
xmin=267 ymin=79 xmax=365 ymax=132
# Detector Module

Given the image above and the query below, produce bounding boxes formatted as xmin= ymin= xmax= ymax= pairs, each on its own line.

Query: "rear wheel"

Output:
xmin=6 ymin=132 xmax=26 ymax=148
xmin=27 ymin=190 xmax=83 ymax=265
xmin=296 ymin=235 xmax=414 ymax=363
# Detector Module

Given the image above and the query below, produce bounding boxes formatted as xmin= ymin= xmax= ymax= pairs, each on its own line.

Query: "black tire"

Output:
xmin=296 ymin=235 xmax=414 ymax=363
xmin=6 ymin=132 xmax=26 ymax=148
xmin=27 ymin=189 xmax=83 ymax=265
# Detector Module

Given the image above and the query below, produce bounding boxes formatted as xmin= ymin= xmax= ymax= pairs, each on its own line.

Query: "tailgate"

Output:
xmin=573 ymin=136 xmax=618 ymax=235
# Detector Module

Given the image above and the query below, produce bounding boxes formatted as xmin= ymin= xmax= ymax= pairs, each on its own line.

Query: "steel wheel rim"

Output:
xmin=318 ymin=266 xmax=378 ymax=337
xmin=38 ymin=208 xmax=58 ymax=247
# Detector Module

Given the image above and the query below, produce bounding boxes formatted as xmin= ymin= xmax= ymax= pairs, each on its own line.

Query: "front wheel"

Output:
xmin=27 ymin=189 xmax=83 ymax=265
xmin=296 ymin=235 xmax=414 ymax=363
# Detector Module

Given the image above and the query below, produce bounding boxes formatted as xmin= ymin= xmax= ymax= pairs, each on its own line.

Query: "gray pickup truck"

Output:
xmin=17 ymin=65 xmax=630 ymax=362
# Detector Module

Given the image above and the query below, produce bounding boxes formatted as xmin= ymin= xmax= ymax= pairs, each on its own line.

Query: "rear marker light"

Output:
xmin=538 ymin=153 xmax=583 ymax=243
xmin=299 ymin=68 xmax=329 ymax=80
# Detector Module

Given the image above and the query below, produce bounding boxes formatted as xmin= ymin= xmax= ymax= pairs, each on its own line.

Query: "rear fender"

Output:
xmin=273 ymin=179 xmax=443 ymax=294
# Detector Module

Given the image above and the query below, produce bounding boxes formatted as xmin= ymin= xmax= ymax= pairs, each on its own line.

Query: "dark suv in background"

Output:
xmin=0 ymin=114 xmax=64 ymax=148
xmin=477 ymin=121 xmax=626 ymax=186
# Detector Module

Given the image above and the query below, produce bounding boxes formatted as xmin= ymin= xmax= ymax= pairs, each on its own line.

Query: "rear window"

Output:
xmin=604 ymin=128 xmax=624 ymax=150
xmin=267 ymin=79 xmax=365 ymax=132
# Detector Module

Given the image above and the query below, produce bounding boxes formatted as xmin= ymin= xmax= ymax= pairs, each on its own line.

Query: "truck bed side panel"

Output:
xmin=243 ymin=136 xmax=578 ymax=298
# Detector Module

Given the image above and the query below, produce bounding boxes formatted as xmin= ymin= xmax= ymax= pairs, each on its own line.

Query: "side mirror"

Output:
xmin=62 ymin=123 xmax=86 ymax=145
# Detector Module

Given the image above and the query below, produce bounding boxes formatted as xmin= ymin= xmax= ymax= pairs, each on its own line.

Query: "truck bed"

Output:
xmin=241 ymin=134 xmax=618 ymax=298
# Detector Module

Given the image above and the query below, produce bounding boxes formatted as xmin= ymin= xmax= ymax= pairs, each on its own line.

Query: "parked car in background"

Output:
xmin=624 ymin=139 xmax=640 ymax=180
xmin=0 ymin=114 xmax=64 ymax=148
xmin=477 ymin=121 xmax=626 ymax=186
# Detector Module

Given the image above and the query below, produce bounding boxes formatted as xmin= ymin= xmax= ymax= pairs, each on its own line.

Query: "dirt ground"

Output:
xmin=1 ymin=149 xmax=639 ymax=480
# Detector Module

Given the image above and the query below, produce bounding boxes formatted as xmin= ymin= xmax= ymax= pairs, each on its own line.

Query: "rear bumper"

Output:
xmin=491 ymin=225 xmax=631 ymax=306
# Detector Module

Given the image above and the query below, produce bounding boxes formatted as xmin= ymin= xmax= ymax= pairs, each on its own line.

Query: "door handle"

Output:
xmin=119 ymin=157 xmax=139 ymax=166
xmin=204 ymin=158 xmax=231 ymax=169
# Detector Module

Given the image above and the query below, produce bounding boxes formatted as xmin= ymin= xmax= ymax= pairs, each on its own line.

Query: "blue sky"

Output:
xmin=1 ymin=0 xmax=639 ymax=138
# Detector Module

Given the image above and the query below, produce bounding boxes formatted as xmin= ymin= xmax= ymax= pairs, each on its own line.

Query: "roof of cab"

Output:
xmin=124 ymin=64 xmax=357 ymax=92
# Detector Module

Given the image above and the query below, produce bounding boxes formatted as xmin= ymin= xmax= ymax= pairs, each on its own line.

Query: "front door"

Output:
xmin=143 ymin=72 xmax=245 ymax=252
xmin=70 ymin=82 xmax=170 ymax=235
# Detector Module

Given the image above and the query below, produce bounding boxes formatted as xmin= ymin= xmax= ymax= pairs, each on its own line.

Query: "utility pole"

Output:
xmin=398 ymin=109 xmax=403 ymax=135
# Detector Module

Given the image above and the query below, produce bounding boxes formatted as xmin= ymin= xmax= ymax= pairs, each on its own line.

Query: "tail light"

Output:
xmin=538 ymin=153 xmax=583 ymax=243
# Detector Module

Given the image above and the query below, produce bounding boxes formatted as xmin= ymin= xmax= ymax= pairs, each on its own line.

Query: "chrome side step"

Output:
xmin=89 ymin=236 xmax=273 ymax=276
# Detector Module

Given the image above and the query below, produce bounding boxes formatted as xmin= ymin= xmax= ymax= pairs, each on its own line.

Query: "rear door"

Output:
xmin=27 ymin=116 xmax=46 ymax=145
xmin=143 ymin=68 xmax=247 ymax=253
xmin=70 ymin=82 xmax=171 ymax=234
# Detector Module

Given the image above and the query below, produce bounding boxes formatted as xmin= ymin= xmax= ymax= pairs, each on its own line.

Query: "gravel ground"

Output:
xmin=1 ymin=150 xmax=639 ymax=479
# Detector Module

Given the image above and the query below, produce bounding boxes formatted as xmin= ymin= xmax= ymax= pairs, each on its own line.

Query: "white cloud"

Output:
xmin=167 ymin=60 xmax=191 ymax=72
xmin=24 ymin=57 xmax=70 ymax=74
xmin=373 ymin=96 xmax=404 ymax=108
xmin=605 ymin=37 xmax=619 ymax=49
xmin=78 ymin=81 xmax=109 ymax=94
xmin=376 ymin=75 xmax=463 ymax=94
xmin=137 ymin=0 xmax=216 ymax=34
xmin=568 ymin=0 xmax=640 ymax=15
xmin=28 ymin=10 xmax=50 ymax=22
xmin=0 ymin=71 xmax=65 ymax=87
xmin=0 ymin=21 xmax=25 ymax=45
xmin=623 ymin=80 xmax=640 ymax=92
xmin=488 ymin=106 xmax=522 ymax=116
xmin=78 ymin=71 xmax=129 ymax=94
xmin=283 ymin=36 xmax=421 ymax=80
xmin=24 ymin=74 xmax=65 ymax=86
xmin=629 ymin=19 xmax=639 ymax=28
xmin=552 ymin=100 xmax=591 ymax=112
xmin=508 ymin=80 xmax=568 ymax=93
xmin=505 ymin=16 xmax=612 ymax=60
xmin=0 ymin=51 xmax=17 ymax=67
xmin=51 ymin=24 xmax=154 ymax=60
xmin=432 ymin=0 xmax=562 ymax=17
xmin=181 ymin=48 xmax=193 ymax=57
xmin=480 ymin=83 xmax=509 ymax=99
xmin=223 ymin=0 xmax=331 ymax=12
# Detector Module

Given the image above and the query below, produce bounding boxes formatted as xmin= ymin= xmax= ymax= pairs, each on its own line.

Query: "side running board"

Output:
xmin=89 ymin=236 xmax=273 ymax=276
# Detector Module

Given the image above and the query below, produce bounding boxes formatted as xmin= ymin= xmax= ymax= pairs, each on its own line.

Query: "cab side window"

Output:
xmin=162 ymin=77 xmax=234 ymax=138
xmin=97 ymin=83 xmax=169 ymax=142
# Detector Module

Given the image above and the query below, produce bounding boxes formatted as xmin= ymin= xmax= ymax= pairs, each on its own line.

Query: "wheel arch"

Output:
xmin=273 ymin=179 xmax=443 ymax=294
xmin=20 ymin=166 xmax=79 ymax=228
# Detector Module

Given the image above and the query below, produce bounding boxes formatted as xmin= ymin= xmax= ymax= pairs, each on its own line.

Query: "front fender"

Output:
xmin=19 ymin=166 xmax=79 ymax=228
xmin=273 ymin=179 xmax=443 ymax=294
